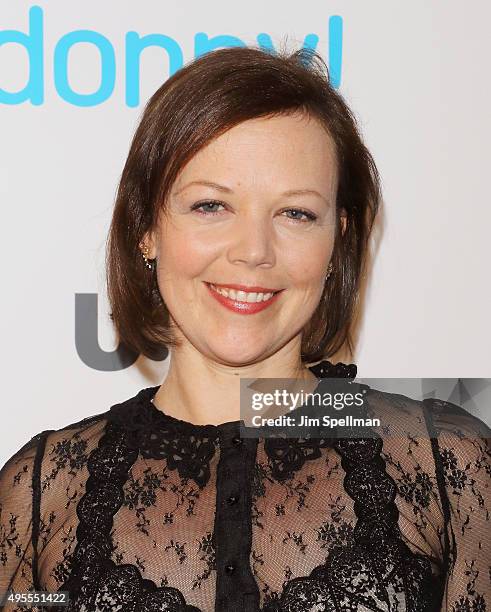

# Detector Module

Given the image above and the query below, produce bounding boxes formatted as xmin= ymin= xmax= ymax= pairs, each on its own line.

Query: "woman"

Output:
xmin=0 ymin=46 xmax=489 ymax=612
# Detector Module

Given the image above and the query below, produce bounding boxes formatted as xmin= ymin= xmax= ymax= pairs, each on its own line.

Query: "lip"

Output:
xmin=204 ymin=282 xmax=283 ymax=315
xmin=209 ymin=282 xmax=282 ymax=293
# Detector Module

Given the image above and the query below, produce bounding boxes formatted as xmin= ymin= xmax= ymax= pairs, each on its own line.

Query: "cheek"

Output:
xmin=282 ymin=240 xmax=332 ymax=286
xmin=159 ymin=226 xmax=216 ymax=280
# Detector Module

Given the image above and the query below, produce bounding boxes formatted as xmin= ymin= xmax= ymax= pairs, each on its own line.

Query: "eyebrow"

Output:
xmin=173 ymin=180 xmax=329 ymax=203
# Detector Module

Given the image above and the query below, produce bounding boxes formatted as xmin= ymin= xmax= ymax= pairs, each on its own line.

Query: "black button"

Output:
xmin=231 ymin=435 xmax=242 ymax=446
xmin=225 ymin=563 xmax=236 ymax=574
xmin=227 ymin=494 xmax=239 ymax=505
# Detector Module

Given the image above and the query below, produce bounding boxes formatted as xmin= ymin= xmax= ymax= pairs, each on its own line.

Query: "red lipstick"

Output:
xmin=205 ymin=282 xmax=283 ymax=315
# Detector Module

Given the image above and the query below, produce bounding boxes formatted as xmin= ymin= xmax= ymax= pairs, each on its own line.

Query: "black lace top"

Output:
xmin=1 ymin=361 xmax=490 ymax=612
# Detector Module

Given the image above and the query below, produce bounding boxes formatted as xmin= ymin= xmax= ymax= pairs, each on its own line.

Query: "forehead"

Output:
xmin=173 ymin=112 xmax=338 ymax=193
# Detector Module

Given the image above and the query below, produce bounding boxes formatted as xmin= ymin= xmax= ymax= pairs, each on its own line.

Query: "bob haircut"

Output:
xmin=106 ymin=45 xmax=381 ymax=364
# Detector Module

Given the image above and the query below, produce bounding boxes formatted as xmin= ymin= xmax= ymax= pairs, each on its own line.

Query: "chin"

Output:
xmin=205 ymin=343 xmax=274 ymax=368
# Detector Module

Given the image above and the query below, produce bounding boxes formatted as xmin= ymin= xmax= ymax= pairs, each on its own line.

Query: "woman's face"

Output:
xmin=146 ymin=112 xmax=345 ymax=366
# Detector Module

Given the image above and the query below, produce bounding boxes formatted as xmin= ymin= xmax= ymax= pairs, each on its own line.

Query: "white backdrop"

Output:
xmin=1 ymin=1 xmax=490 ymax=466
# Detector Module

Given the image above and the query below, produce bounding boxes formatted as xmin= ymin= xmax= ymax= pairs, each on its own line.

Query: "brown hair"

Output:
xmin=105 ymin=46 xmax=381 ymax=364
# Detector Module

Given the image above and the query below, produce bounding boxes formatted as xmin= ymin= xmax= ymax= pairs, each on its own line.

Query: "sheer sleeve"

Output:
xmin=0 ymin=430 xmax=52 ymax=611
xmin=423 ymin=398 xmax=491 ymax=611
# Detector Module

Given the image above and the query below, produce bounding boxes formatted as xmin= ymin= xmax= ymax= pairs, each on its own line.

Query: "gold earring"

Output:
xmin=325 ymin=262 xmax=333 ymax=281
xmin=139 ymin=242 xmax=154 ymax=270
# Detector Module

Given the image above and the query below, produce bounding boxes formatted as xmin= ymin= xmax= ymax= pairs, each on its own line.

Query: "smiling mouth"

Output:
xmin=206 ymin=282 xmax=281 ymax=303
xmin=204 ymin=282 xmax=283 ymax=314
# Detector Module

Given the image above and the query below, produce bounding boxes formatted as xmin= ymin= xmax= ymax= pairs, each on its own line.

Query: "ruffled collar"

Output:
xmin=107 ymin=359 xmax=357 ymax=435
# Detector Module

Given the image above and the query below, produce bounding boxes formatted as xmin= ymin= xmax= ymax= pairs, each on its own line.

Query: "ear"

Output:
xmin=139 ymin=229 xmax=158 ymax=259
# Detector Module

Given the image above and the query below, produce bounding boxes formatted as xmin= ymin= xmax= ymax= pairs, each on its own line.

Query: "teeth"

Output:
xmin=210 ymin=284 xmax=275 ymax=303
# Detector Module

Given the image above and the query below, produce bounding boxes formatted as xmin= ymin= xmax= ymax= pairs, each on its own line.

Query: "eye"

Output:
xmin=189 ymin=201 xmax=317 ymax=223
xmin=281 ymin=208 xmax=318 ymax=223
xmin=190 ymin=200 xmax=226 ymax=215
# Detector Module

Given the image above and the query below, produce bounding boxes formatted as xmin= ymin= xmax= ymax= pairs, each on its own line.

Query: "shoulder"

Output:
xmin=421 ymin=397 xmax=490 ymax=497
xmin=422 ymin=396 xmax=491 ymax=440
xmin=0 ymin=431 xmax=43 ymax=505
xmin=358 ymin=388 xmax=490 ymax=495
xmin=421 ymin=397 xmax=490 ymax=487
xmin=0 ymin=408 xmax=118 ymax=538
xmin=1 ymin=385 xmax=151 ymax=479
xmin=359 ymin=386 xmax=490 ymax=441
xmin=1 ymin=407 xmax=111 ymax=484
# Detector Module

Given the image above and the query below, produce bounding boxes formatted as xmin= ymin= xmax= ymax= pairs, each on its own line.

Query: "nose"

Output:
xmin=226 ymin=210 xmax=276 ymax=270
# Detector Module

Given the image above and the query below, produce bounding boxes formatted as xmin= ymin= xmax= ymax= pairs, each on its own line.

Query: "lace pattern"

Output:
xmin=59 ymin=420 xmax=203 ymax=611
xmin=1 ymin=360 xmax=489 ymax=612
xmin=256 ymin=435 xmax=438 ymax=611
xmin=109 ymin=395 xmax=219 ymax=489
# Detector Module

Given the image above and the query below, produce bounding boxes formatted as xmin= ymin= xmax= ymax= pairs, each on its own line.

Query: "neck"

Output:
xmin=151 ymin=344 xmax=319 ymax=426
